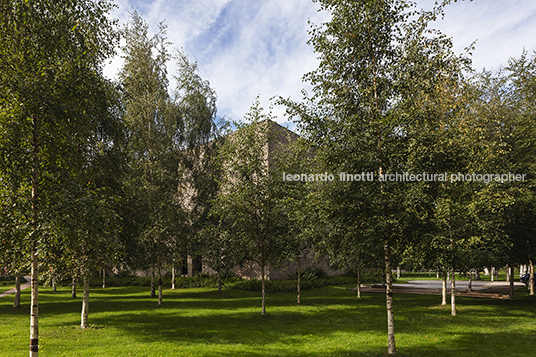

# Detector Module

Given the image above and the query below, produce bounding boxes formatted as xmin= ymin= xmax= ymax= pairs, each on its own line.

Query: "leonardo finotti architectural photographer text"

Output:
xmin=282 ymin=172 xmax=527 ymax=184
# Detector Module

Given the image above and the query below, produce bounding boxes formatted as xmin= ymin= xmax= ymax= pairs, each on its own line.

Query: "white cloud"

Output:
xmin=103 ymin=0 xmax=536 ymax=126
xmin=416 ymin=0 xmax=536 ymax=71
xmin=188 ymin=0 xmax=328 ymax=122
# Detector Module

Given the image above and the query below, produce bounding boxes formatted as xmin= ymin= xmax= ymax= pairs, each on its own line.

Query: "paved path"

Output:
xmin=359 ymin=280 xmax=525 ymax=299
xmin=0 ymin=276 xmax=32 ymax=298
xmin=394 ymin=280 xmax=525 ymax=291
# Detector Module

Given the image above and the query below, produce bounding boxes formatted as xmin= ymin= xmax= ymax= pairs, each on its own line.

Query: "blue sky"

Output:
xmin=104 ymin=0 xmax=536 ymax=127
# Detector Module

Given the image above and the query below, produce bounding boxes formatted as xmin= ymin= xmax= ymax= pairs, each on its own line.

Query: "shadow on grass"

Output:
xmin=35 ymin=285 xmax=377 ymax=317
xmin=394 ymin=330 xmax=536 ymax=357
xmin=29 ymin=286 xmax=390 ymax=354
xmin=92 ymin=288 xmax=387 ymax=334
xmin=4 ymin=285 xmax=536 ymax=357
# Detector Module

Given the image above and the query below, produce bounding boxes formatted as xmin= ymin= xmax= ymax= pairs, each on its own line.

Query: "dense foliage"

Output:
xmin=1 ymin=1 xmax=535 ymax=356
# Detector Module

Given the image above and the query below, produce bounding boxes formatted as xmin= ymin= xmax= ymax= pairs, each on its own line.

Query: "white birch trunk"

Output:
xmin=396 ymin=266 xmax=401 ymax=279
xmin=384 ymin=239 xmax=396 ymax=355
xmin=150 ymin=267 xmax=156 ymax=298
xmin=451 ymin=268 xmax=456 ymax=316
xmin=261 ymin=264 xmax=266 ymax=316
xmin=509 ymin=265 xmax=515 ymax=300
xmin=102 ymin=268 xmax=106 ymax=289
xmin=30 ymin=120 xmax=39 ymax=357
xmin=52 ymin=275 xmax=56 ymax=292
xmin=468 ymin=271 xmax=473 ymax=291
xmin=171 ymin=262 xmax=176 ymax=290
xmin=30 ymin=240 xmax=39 ymax=356
xmin=158 ymin=268 xmax=163 ymax=306
xmin=297 ymin=254 xmax=301 ymax=304
xmin=529 ymin=260 xmax=534 ymax=296
xmin=441 ymin=271 xmax=447 ymax=306
xmin=357 ymin=267 xmax=361 ymax=299
xmin=81 ymin=274 xmax=89 ymax=329
xmin=72 ymin=276 xmax=77 ymax=299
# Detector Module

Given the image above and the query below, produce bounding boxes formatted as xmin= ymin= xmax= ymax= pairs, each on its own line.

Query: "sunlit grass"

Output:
xmin=1 ymin=282 xmax=535 ymax=356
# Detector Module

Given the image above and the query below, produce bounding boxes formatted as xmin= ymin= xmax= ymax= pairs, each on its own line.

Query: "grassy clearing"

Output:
xmin=1 ymin=282 xmax=535 ymax=357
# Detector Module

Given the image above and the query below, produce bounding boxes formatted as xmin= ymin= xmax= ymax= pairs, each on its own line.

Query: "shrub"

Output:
xmin=288 ymin=267 xmax=329 ymax=281
xmin=87 ymin=273 xmax=242 ymax=289
xmin=229 ymin=275 xmax=357 ymax=293
xmin=89 ymin=276 xmax=152 ymax=287
xmin=344 ymin=268 xmax=393 ymax=283
xmin=218 ymin=269 xmax=240 ymax=280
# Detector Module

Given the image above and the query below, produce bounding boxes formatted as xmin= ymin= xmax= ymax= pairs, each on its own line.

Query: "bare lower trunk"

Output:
xmin=81 ymin=274 xmax=90 ymax=329
xmin=14 ymin=273 xmax=21 ymax=308
xmin=451 ymin=268 xmax=456 ymax=316
xmin=468 ymin=272 xmax=473 ymax=291
xmin=491 ymin=267 xmax=494 ymax=282
xmin=102 ymin=268 xmax=106 ymax=289
xmin=357 ymin=267 xmax=361 ymax=299
xmin=150 ymin=267 xmax=156 ymax=298
xmin=158 ymin=268 xmax=163 ymax=306
xmin=261 ymin=264 xmax=266 ymax=316
xmin=52 ymin=275 xmax=56 ymax=292
xmin=506 ymin=265 xmax=510 ymax=282
xmin=396 ymin=266 xmax=401 ymax=279
xmin=530 ymin=260 xmax=534 ymax=296
xmin=72 ymin=276 xmax=77 ymax=299
xmin=509 ymin=265 xmax=515 ymax=301
xmin=297 ymin=254 xmax=301 ymax=304
xmin=171 ymin=262 xmax=176 ymax=290
xmin=30 ymin=119 xmax=39 ymax=357
xmin=441 ymin=271 xmax=447 ymax=306
xmin=217 ymin=272 xmax=222 ymax=293
xmin=30 ymin=240 xmax=39 ymax=356
xmin=384 ymin=239 xmax=396 ymax=355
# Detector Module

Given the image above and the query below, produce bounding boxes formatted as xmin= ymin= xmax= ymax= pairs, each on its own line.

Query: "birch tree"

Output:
xmin=281 ymin=1 xmax=473 ymax=353
xmin=275 ymin=138 xmax=318 ymax=304
xmin=470 ymin=52 xmax=536 ymax=299
xmin=0 ymin=1 xmax=118 ymax=354
xmin=119 ymin=12 xmax=186 ymax=305
xmin=0 ymin=179 xmax=30 ymax=308
xmin=211 ymin=100 xmax=291 ymax=315
xmin=174 ymin=50 xmax=226 ymax=281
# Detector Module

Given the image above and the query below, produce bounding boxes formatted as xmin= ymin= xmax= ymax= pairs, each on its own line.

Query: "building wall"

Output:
xmin=202 ymin=252 xmax=343 ymax=280
xmin=189 ymin=120 xmax=343 ymax=280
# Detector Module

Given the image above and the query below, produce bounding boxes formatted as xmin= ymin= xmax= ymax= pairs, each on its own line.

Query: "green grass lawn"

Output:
xmin=1 ymin=283 xmax=535 ymax=357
